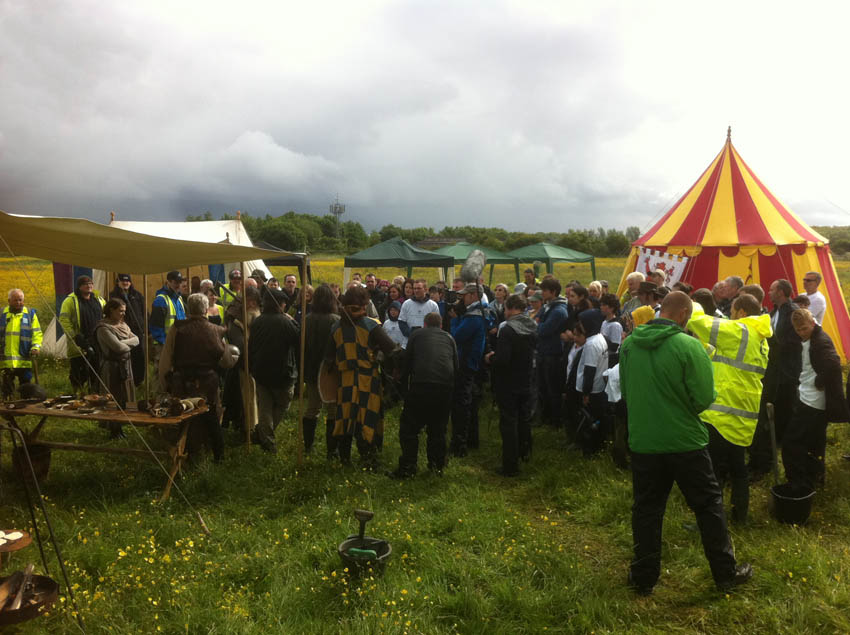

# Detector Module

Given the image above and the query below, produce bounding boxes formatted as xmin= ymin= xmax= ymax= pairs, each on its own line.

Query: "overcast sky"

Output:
xmin=2 ymin=0 xmax=849 ymax=232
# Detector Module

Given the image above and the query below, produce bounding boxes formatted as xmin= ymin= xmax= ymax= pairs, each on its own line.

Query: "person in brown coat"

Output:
xmin=160 ymin=293 xmax=227 ymax=462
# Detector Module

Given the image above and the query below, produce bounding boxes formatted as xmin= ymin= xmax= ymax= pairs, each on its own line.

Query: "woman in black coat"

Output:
xmin=109 ymin=274 xmax=146 ymax=386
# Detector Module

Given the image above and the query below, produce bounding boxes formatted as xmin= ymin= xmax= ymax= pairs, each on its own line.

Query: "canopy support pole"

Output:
xmin=241 ymin=261 xmax=252 ymax=450
xmin=514 ymin=262 xmax=520 ymax=284
xmin=143 ymin=274 xmax=149 ymax=402
xmin=488 ymin=263 xmax=495 ymax=287
xmin=296 ymin=255 xmax=307 ymax=467
xmin=590 ymin=258 xmax=597 ymax=281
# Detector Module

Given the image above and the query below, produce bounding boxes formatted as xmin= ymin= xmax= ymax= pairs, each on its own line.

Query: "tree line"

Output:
xmin=184 ymin=210 xmax=648 ymax=257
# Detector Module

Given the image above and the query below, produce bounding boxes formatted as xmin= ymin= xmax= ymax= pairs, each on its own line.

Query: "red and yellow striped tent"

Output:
xmin=618 ymin=129 xmax=850 ymax=360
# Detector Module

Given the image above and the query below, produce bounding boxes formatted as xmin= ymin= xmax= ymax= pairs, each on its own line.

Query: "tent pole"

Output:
xmin=296 ymin=255 xmax=307 ymax=468
xmin=514 ymin=262 xmax=520 ymax=284
xmin=241 ymin=261 xmax=251 ymax=451
xmin=143 ymin=274 xmax=149 ymax=402
xmin=488 ymin=263 xmax=494 ymax=287
xmin=591 ymin=258 xmax=596 ymax=281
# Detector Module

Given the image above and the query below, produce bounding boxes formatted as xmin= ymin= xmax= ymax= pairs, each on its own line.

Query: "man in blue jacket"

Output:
xmin=537 ymin=278 xmax=569 ymax=428
xmin=449 ymin=283 xmax=487 ymax=457
xmin=150 ymin=271 xmax=187 ymax=391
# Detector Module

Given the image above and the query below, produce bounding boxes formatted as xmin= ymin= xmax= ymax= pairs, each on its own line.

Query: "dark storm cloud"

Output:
xmin=1 ymin=1 xmax=846 ymax=231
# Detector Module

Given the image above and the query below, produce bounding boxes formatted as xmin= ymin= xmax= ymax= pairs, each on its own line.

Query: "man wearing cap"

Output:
xmin=219 ymin=269 xmax=243 ymax=309
xmin=59 ymin=275 xmax=106 ymax=392
xmin=448 ymin=283 xmax=488 ymax=456
xmin=150 ymin=271 xmax=187 ymax=390
xmin=110 ymin=274 xmax=146 ymax=386
xmin=1 ymin=289 xmax=42 ymax=397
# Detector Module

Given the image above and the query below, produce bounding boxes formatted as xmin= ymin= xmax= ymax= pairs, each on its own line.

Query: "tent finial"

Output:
xmin=727 ymin=126 xmax=732 ymax=142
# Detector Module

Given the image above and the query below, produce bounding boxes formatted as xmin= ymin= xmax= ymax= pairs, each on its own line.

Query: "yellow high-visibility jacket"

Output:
xmin=1 ymin=306 xmax=42 ymax=368
xmin=59 ymin=292 xmax=106 ymax=358
xmin=688 ymin=307 xmax=772 ymax=446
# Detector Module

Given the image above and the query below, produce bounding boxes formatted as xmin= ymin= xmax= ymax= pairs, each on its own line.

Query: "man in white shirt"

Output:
xmin=783 ymin=308 xmax=849 ymax=491
xmin=398 ymin=279 xmax=439 ymax=337
xmin=803 ymin=271 xmax=826 ymax=324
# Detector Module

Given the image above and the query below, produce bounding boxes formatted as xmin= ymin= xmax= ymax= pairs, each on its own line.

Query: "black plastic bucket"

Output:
xmin=338 ymin=535 xmax=392 ymax=575
xmin=770 ymin=483 xmax=815 ymax=525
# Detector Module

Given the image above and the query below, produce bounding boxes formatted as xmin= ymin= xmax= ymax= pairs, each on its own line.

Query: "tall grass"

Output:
xmin=2 ymin=363 xmax=850 ymax=633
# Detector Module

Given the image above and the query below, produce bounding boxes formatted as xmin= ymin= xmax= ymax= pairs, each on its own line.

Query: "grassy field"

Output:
xmin=1 ymin=257 xmax=850 ymax=633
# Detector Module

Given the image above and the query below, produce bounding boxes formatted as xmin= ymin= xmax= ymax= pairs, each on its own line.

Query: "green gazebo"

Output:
xmin=506 ymin=242 xmax=596 ymax=280
xmin=343 ymin=236 xmax=455 ymax=281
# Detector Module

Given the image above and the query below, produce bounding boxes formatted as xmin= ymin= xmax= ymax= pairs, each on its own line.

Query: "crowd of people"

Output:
xmin=1 ymin=262 xmax=848 ymax=593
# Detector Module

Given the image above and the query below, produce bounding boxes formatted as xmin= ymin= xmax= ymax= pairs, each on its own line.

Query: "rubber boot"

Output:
xmin=337 ymin=435 xmax=352 ymax=465
xmin=302 ymin=417 xmax=317 ymax=454
xmin=326 ymin=418 xmax=339 ymax=461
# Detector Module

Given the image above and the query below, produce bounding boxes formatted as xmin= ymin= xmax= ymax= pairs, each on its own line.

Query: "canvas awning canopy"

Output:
xmin=343 ymin=236 xmax=455 ymax=281
xmin=507 ymin=242 xmax=596 ymax=279
xmin=433 ymin=241 xmax=520 ymax=285
xmin=253 ymin=240 xmax=312 ymax=284
xmin=0 ymin=211 xmax=289 ymax=272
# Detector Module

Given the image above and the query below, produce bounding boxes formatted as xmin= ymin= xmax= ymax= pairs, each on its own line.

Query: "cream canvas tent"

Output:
xmin=104 ymin=215 xmax=274 ymax=297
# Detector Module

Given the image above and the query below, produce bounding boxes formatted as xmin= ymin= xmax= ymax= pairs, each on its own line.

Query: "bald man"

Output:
xmin=620 ymin=291 xmax=751 ymax=595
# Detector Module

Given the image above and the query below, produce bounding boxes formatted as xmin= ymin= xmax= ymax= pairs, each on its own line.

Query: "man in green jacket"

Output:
xmin=620 ymin=291 xmax=751 ymax=595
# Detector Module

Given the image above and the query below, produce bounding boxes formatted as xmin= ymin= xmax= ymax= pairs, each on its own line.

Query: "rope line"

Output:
xmin=0 ymin=232 xmax=210 ymax=527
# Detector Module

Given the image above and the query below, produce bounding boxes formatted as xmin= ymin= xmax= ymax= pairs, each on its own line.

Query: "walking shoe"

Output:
xmin=627 ymin=572 xmax=653 ymax=597
xmin=716 ymin=563 xmax=753 ymax=591
xmin=385 ymin=468 xmax=414 ymax=480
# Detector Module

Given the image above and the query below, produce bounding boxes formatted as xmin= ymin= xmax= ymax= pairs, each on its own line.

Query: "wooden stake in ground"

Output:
xmin=296 ymin=254 xmax=308 ymax=467
xmin=241 ymin=261 xmax=252 ymax=450
xmin=143 ymin=274 xmax=149 ymax=402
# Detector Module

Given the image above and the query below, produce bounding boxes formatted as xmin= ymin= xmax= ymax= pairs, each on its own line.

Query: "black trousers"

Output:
xmin=498 ymin=392 xmax=533 ymax=473
xmin=749 ymin=381 xmax=797 ymax=473
xmin=69 ymin=354 xmax=99 ymax=393
xmin=130 ymin=343 xmax=146 ymax=387
xmin=578 ymin=392 xmax=608 ymax=455
xmin=707 ymin=424 xmax=749 ymax=523
xmin=630 ymin=449 xmax=736 ymax=589
xmin=451 ymin=367 xmax=476 ymax=454
xmin=538 ymin=354 xmax=565 ymax=427
xmin=782 ymin=400 xmax=828 ymax=491
xmin=398 ymin=383 xmax=452 ymax=474
xmin=467 ymin=369 xmax=486 ymax=449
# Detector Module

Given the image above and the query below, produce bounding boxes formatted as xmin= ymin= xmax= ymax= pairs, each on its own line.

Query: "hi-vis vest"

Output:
xmin=688 ymin=308 xmax=772 ymax=446
xmin=220 ymin=283 xmax=239 ymax=308
xmin=156 ymin=292 xmax=185 ymax=333
xmin=0 ymin=306 xmax=42 ymax=368
xmin=59 ymin=292 xmax=106 ymax=358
